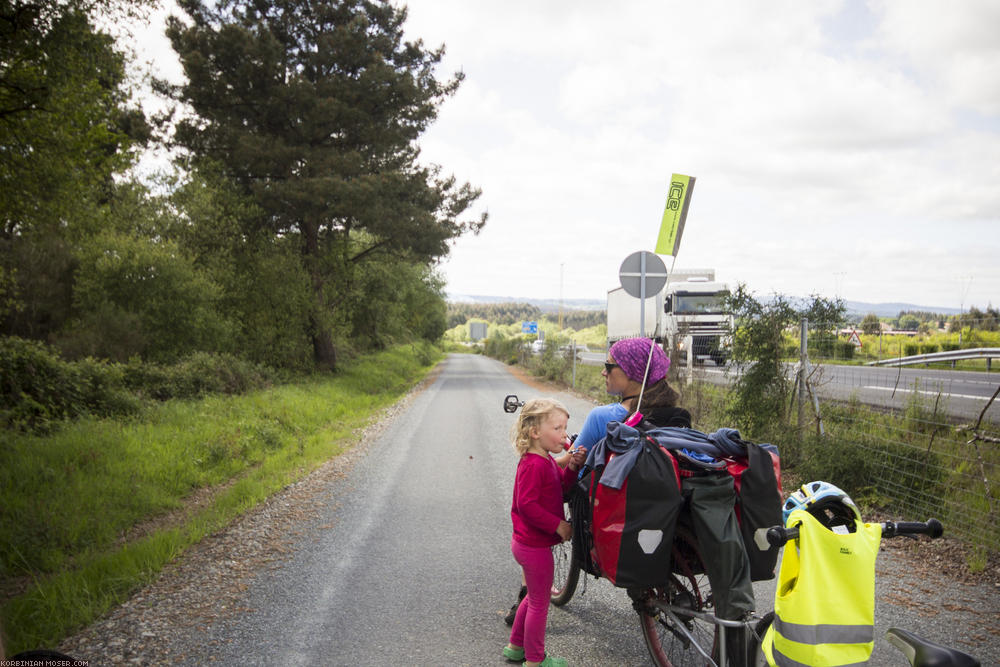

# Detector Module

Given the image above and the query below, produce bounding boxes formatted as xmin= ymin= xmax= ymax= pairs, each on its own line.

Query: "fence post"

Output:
xmin=571 ymin=340 xmax=577 ymax=387
xmin=799 ymin=318 xmax=808 ymax=438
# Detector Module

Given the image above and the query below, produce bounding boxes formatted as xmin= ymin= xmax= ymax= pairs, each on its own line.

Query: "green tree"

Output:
xmin=799 ymin=293 xmax=847 ymax=331
xmin=724 ymin=285 xmax=798 ymax=437
xmin=164 ymin=0 xmax=485 ymax=370
xmin=167 ymin=166 xmax=316 ymax=369
xmin=61 ymin=228 xmax=233 ymax=362
xmin=0 ymin=2 xmax=149 ymax=341
xmin=725 ymin=289 xmax=847 ymax=437
xmin=949 ymin=306 xmax=1000 ymax=333
xmin=860 ymin=313 xmax=881 ymax=335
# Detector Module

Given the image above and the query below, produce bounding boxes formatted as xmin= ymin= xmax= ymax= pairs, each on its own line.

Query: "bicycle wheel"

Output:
xmin=634 ymin=526 xmax=718 ymax=667
xmin=748 ymin=611 xmax=774 ymax=667
xmin=551 ymin=501 xmax=580 ymax=605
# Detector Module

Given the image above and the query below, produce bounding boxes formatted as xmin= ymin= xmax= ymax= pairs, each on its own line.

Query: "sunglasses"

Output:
xmin=604 ymin=362 xmax=620 ymax=374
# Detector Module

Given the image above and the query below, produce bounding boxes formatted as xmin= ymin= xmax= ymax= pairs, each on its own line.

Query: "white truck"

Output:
xmin=607 ymin=268 xmax=732 ymax=366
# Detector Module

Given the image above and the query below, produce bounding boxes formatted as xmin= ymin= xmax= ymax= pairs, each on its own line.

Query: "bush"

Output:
xmin=122 ymin=353 xmax=278 ymax=401
xmin=834 ymin=341 xmax=855 ymax=359
xmin=0 ymin=337 xmax=138 ymax=433
xmin=1 ymin=336 xmax=280 ymax=433
xmin=483 ymin=334 xmax=526 ymax=366
xmin=920 ymin=342 xmax=939 ymax=354
xmin=904 ymin=342 xmax=920 ymax=356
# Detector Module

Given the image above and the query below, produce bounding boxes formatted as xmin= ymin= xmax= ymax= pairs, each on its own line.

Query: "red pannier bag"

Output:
xmin=584 ymin=436 xmax=683 ymax=589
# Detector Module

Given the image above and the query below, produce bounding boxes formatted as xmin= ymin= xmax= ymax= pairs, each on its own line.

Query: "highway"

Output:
xmin=579 ymin=351 xmax=999 ymax=422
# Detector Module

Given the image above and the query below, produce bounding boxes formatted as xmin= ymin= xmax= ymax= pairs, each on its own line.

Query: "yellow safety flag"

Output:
xmin=655 ymin=173 xmax=695 ymax=256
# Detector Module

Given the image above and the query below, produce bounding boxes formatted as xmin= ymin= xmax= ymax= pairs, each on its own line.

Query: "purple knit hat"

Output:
xmin=609 ymin=338 xmax=670 ymax=385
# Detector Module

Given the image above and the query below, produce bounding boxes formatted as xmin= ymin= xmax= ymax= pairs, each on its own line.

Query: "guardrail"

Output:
xmin=866 ymin=346 xmax=999 ymax=369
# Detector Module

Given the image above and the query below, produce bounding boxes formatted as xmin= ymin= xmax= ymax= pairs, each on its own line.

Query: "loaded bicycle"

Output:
xmin=505 ymin=393 xmax=781 ymax=666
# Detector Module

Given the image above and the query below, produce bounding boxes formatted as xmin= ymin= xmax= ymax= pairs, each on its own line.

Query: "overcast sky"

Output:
xmin=394 ymin=0 xmax=999 ymax=311
xmin=133 ymin=0 xmax=999 ymax=311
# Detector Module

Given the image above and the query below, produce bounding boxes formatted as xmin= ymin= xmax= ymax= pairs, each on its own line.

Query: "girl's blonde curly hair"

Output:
xmin=511 ymin=397 xmax=569 ymax=456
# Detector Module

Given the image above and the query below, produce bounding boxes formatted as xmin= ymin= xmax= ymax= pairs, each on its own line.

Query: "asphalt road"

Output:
xmin=671 ymin=361 xmax=999 ymax=422
xmin=179 ymin=353 xmax=996 ymax=666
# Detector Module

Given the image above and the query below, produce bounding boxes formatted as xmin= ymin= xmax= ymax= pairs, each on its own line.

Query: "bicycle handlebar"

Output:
xmin=759 ymin=518 xmax=943 ymax=549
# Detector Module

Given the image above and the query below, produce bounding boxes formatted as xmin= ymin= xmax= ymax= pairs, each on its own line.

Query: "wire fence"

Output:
xmin=725 ymin=319 xmax=1000 ymax=556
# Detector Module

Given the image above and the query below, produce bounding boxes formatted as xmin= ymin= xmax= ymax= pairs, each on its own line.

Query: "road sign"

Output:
xmin=522 ymin=321 xmax=538 ymax=334
xmin=619 ymin=251 xmax=669 ymax=341
xmin=619 ymin=251 xmax=668 ymax=299
xmin=848 ymin=330 xmax=862 ymax=347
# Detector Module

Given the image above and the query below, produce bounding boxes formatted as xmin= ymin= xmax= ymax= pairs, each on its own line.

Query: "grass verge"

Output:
xmin=0 ymin=343 xmax=442 ymax=654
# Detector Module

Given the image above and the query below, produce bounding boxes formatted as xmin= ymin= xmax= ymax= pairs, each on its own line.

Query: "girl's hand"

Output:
xmin=554 ymin=451 xmax=572 ymax=468
xmin=557 ymin=520 xmax=572 ymax=542
xmin=568 ymin=448 xmax=586 ymax=470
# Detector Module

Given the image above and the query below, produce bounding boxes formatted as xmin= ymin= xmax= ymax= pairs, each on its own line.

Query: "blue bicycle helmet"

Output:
xmin=782 ymin=481 xmax=862 ymax=532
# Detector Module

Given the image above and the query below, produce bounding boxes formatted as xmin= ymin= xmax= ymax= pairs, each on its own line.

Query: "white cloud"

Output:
xmin=123 ymin=0 xmax=999 ymax=311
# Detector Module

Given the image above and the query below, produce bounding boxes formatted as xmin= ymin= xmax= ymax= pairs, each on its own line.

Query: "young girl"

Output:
xmin=503 ymin=398 xmax=580 ymax=667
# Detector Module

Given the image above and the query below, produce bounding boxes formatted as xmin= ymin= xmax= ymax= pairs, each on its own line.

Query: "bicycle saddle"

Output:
xmin=886 ymin=627 xmax=980 ymax=667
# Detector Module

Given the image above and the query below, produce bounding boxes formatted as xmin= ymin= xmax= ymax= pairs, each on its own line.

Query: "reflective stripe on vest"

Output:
xmin=773 ymin=616 xmax=874 ymax=645
xmin=763 ymin=618 xmax=872 ymax=667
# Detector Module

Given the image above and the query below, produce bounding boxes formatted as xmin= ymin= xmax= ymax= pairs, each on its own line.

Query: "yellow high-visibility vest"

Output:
xmin=762 ymin=510 xmax=882 ymax=667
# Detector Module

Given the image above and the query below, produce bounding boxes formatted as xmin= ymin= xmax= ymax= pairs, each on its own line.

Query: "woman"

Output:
xmin=571 ymin=337 xmax=690 ymax=456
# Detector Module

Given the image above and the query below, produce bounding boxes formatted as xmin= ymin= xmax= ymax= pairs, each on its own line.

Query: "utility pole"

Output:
xmin=559 ymin=263 xmax=564 ymax=330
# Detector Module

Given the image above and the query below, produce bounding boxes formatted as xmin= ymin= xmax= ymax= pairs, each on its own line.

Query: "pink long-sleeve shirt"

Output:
xmin=511 ymin=452 xmax=577 ymax=548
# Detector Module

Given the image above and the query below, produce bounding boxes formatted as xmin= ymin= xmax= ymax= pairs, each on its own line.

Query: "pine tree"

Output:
xmin=164 ymin=0 xmax=485 ymax=369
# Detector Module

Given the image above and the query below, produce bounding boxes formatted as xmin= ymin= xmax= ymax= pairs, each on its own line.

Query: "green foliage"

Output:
xmin=723 ymin=285 xmax=798 ymax=437
xmin=120 ymin=353 xmax=279 ymax=401
xmin=1 ymin=5 xmax=147 ymax=343
xmin=0 ymin=337 xmax=139 ymax=433
xmin=949 ymin=305 xmax=1000 ymax=332
xmin=482 ymin=332 xmax=526 ymax=365
xmin=799 ymin=293 xmax=847 ymax=332
xmin=344 ymin=256 xmax=449 ymax=348
xmin=860 ymin=313 xmax=881 ymax=335
xmin=62 ymin=231 xmax=234 ymax=362
xmin=0 ymin=335 xmax=285 ymax=434
xmin=165 ymin=0 xmax=486 ymax=369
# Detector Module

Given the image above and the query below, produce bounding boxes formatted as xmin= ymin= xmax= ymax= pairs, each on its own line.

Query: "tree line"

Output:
xmin=858 ymin=307 xmax=1000 ymax=334
xmin=1 ymin=0 xmax=485 ymax=373
xmin=446 ymin=302 xmax=604 ymax=330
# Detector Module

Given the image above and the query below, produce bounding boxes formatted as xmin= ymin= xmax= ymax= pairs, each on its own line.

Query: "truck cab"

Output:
xmin=606 ymin=268 xmax=732 ymax=367
xmin=664 ymin=276 xmax=732 ymax=366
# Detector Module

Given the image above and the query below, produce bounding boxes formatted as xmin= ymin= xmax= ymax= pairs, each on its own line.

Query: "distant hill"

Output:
xmin=447 ymin=294 xmax=605 ymax=313
xmin=447 ymin=294 xmax=962 ymax=319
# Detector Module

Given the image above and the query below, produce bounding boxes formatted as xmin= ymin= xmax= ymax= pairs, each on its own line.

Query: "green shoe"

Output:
xmin=503 ymin=645 xmax=525 ymax=662
xmin=538 ymin=655 xmax=568 ymax=667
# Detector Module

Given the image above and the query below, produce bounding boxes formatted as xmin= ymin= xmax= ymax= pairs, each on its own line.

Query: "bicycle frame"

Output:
xmin=643 ymin=597 xmax=760 ymax=667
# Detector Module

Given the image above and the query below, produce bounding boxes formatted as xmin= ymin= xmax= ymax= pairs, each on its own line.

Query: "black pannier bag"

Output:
xmin=724 ymin=440 xmax=783 ymax=581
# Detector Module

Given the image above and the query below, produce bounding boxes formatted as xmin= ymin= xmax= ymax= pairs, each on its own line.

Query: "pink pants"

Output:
xmin=509 ymin=538 xmax=554 ymax=663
